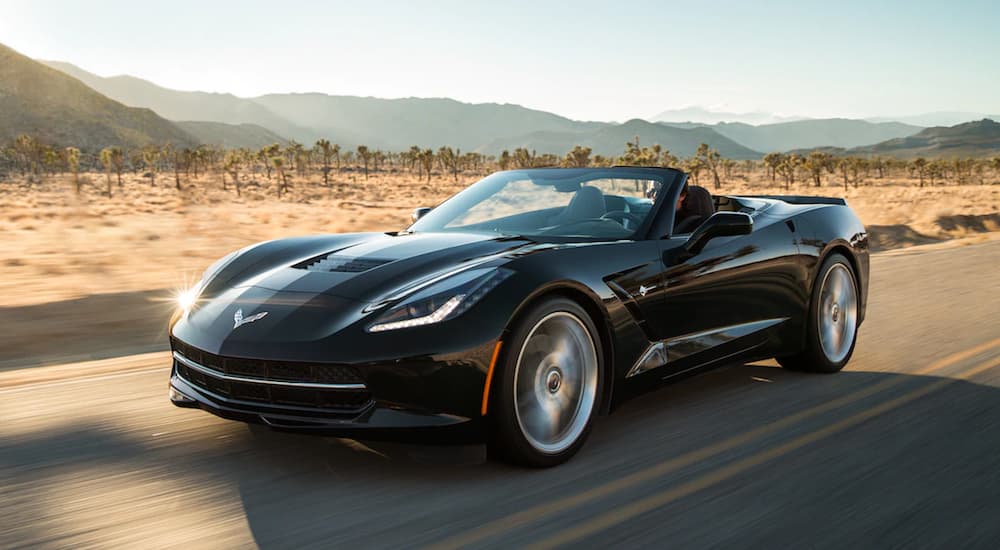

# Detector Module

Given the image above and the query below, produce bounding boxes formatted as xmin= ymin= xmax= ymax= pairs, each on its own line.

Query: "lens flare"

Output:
xmin=176 ymin=287 xmax=200 ymax=311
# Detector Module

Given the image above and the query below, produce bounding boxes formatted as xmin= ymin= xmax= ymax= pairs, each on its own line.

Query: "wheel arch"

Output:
xmin=817 ymin=242 xmax=861 ymax=293
xmin=502 ymin=282 xmax=617 ymax=416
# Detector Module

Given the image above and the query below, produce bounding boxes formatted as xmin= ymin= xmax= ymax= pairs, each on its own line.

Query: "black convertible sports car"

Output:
xmin=169 ymin=167 xmax=869 ymax=466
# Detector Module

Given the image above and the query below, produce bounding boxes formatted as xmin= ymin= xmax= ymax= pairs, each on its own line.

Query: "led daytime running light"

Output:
xmin=369 ymin=294 xmax=466 ymax=332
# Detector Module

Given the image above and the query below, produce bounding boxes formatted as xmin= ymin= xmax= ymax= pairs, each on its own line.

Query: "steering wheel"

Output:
xmin=600 ymin=210 xmax=643 ymax=228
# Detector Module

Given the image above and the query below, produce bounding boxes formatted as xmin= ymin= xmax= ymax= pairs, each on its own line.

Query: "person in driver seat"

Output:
xmin=673 ymin=182 xmax=715 ymax=234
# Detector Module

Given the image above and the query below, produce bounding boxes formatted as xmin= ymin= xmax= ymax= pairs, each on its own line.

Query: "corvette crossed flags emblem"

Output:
xmin=233 ymin=308 xmax=268 ymax=329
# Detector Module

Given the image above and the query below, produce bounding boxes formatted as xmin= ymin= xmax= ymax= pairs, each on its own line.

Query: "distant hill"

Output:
xmin=479 ymin=119 xmax=761 ymax=159
xmin=849 ymin=119 xmax=1000 ymax=158
xmin=708 ymin=119 xmax=922 ymax=152
xmin=41 ymin=62 xmax=606 ymax=149
xmin=42 ymin=61 xmax=755 ymax=155
xmin=243 ymin=94 xmax=607 ymax=150
xmin=41 ymin=61 xmax=316 ymax=143
xmin=1 ymin=44 xmax=196 ymax=150
xmin=651 ymin=106 xmax=806 ymax=125
xmin=866 ymin=111 xmax=1000 ymax=128
xmin=175 ymin=121 xmax=287 ymax=149
xmin=34 ymin=55 xmax=998 ymax=158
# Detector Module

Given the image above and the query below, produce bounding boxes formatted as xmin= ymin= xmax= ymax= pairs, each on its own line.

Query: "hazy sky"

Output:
xmin=2 ymin=0 xmax=998 ymax=121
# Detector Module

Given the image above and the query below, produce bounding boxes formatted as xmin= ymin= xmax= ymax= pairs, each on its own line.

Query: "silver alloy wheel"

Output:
xmin=817 ymin=263 xmax=858 ymax=364
xmin=513 ymin=311 xmax=598 ymax=454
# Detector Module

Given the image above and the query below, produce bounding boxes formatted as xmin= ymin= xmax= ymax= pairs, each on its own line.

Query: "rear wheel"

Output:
xmin=488 ymin=297 xmax=602 ymax=467
xmin=779 ymin=253 xmax=859 ymax=373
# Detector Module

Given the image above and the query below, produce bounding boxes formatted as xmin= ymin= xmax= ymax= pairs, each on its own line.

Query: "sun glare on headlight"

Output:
xmin=176 ymin=287 xmax=199 ymax=310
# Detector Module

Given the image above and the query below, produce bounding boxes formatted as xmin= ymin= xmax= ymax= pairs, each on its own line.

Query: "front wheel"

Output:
xmin=779 ymin=253 xmax=859 ymax=373
xmin=488 ymin=297 xmax=602 ymax=467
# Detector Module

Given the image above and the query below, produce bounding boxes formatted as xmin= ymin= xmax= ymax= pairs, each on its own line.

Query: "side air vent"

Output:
xmin=294 ymin=254 xmax=393 ymax=273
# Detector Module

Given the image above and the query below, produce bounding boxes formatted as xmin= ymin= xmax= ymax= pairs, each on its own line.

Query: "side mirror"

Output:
xmin=411 ymin=207 xmax=432 ymax=222
xmin=684 ymin=212 xmax=753 ymax=255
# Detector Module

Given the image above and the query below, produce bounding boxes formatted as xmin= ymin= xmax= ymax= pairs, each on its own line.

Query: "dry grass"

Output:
xmin=2 ymin=169 xmax=998 ymax=308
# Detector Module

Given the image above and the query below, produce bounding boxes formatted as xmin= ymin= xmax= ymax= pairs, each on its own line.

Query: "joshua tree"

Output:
xmin=763 ymin=152 xmax=782 ymax=182
xmin=804 ymin=151 xmax=834 ymax=187
xmin=836 ymin=158 xmax=855 ymax=190
xmin=911 ymin=158 xmax=927 ymax=187
xmin=99 ymin=147 xmax=114 ymax=197
xmin=775 ymin=154 xmax=800 ymax=189
xmin=419 ymin=149 xmax=434 ymax=182
xmin=402 ymin=146 xmax=417 ymax=173
xmin=685 ymin=157 xmax=704 ymax=186
xmin=271 ymin=156 xmax=288 ymax=198
xmin=512 ymin=148 xmax=536 ymax=169
xmin=224 ymin=150 xmax=242 ymax=196
xmin=13 ymin=134 xmax=45 ymax=179
xmin=373 ymin=149 xmax=386 ymax=174
xmin=438 ymin=147 xmax=461 ymax=180
xmin=107 ymin=147 xmax=125 ymax=188
xmin=66 ymin=147 xmax=81 ymax=193
xmin=314 ymin=139 xmax=337 ymax=187
xmin=286 ymin=141 xmax=306 ymax=176
xmin=658 ymin=148 xmax=679 ymax=168
xmin=695 ymin=143 xmax=722 ymax=189
xmin=563 ymin=145 xmax=592 ymax=167
xmin=258 ymin=144 xmax=280 ymax=180
xmin=168 ymin=147 xmax=195 ymax=190
xmin=142 ymin=147 xmax=159 ymax=186
xmin=356 ymin=145 xmax=372 ymax=179
xmin=42 ymin=149 xmax=61 ymax=178
xmin=499 ymin=150 xmax=511 ymax=171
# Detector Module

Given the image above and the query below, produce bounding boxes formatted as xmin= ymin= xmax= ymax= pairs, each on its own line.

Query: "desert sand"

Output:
xmin=2 ymin=169 xmax=998 ymax=366
xmin=3 ymin=170 xmax=998 ymax=308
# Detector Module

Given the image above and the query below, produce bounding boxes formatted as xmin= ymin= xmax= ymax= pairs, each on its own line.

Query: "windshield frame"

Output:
xmin=407 ymin=167 xmax=686 ymax=241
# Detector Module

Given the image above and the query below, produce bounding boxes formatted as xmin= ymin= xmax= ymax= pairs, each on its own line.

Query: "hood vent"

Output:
xmin=294 ymin=254 xmax=393 ymax=273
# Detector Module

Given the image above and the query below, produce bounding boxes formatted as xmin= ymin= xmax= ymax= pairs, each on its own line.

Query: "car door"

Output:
xmin=649 ymin=212 xmax=803 ymax=376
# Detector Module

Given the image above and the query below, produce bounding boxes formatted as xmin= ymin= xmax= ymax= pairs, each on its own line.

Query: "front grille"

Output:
xmin=294 ymin=254 xmax=392 ymax=273
xmin=171 ymin=339 xmax=364 ymax=384
xmin=171 ymin=340 xmax=372 ymax=412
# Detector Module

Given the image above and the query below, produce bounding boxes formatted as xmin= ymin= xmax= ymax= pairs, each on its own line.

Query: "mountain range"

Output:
xmin=845 ymin=119 xmax=1000 ymax=158
xmin=0 ymin=44 xmax=196 ymax=150
xmin=866 ymin=112 xmax=1000 ymax=128
xmin=651 ymin=106 xmax=806 ymax=126
xmin=0 ymin=42 xmax=994 ymax=158
xmin=481 ymin=119 xmax=760 ymax=159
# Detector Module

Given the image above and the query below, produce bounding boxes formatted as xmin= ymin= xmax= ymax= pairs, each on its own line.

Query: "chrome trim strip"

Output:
xmin=626 ymin=317 xmax=788 ymax=378
xmin=173 ymin=352 xmax=367 ymax=390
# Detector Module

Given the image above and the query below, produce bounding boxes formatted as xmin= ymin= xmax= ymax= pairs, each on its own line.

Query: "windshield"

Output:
xmin=408 ymin=168 xmax=665 ymax=239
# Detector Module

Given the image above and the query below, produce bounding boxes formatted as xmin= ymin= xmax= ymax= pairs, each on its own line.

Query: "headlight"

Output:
xmin=176 ymin=249 xmax=242 ymax=311
xmin=176 ymin=285 xmax=202 ymax=311
xmin=368 ymin=267 xmax=513 ymax=332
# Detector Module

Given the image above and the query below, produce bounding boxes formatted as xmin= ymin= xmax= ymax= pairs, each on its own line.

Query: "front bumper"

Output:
xmin=168 ymin=341 xmax=494 ymax=443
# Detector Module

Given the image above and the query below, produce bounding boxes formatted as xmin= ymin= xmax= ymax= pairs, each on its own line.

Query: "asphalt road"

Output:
xmin=3 ymin=240 xmax=1000 ymax=549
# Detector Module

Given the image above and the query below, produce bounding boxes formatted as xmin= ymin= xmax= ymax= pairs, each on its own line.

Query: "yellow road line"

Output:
xmin=429 ymin=337 xmax=1000 ymax=550
xmin=530 ymin=356 xmax=1000 ymax=549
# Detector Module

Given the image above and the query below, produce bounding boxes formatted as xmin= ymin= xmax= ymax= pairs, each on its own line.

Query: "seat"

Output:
xmin=551 ymin=185 xmax=606 ymax=225
xmin=673 ymin=185 xmax=714 ymax=234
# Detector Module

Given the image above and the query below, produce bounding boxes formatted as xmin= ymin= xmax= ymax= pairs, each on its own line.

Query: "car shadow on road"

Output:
xmin=4 ymin=364 xmax=999 ymax=548
xmin=0 ymin=289 xmax=173 ymax=370
xmin=224 ymin=363 xmax=1000 ymax=548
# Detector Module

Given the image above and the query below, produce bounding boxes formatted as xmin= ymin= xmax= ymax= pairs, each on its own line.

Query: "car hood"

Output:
xmin=229 ymin=231 xmax=532 ymax=304
xmin=175 ymin=231 xmax=537 ymax=355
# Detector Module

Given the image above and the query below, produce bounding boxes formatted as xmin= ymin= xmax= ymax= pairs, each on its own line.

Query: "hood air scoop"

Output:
xmin=294 ymin=253 xmax=393 ymax=273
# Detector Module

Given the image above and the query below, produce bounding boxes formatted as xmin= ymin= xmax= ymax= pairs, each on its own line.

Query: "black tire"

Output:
xmin=778 ymin=253 xmax=859 ymax=373
xmin=487 ymin=297 xmax=603 ymax=467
